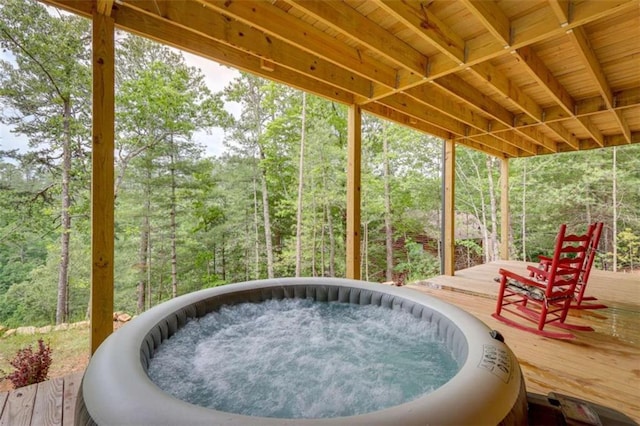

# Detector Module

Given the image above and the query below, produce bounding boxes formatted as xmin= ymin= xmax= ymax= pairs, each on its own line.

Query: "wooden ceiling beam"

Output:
xmin=515 ymin=126 xmax=559 ymax=153
xmin=513 ymin=45 xmax=581 ymax=148
xmin=509 ymin=0 xmax=635 ymax=48
xmin=467 ymin=132 xmax=525 ymax=158
xmin=567 ymin=26 xmax=612 ymax=107
xmin=516 ymin=45 xmax=574 ymax=116
xmin=434 ymin=73 xmax=551 ymax=154
xmin=557 ymin=132 xmax=640 ymax=152
xmin=434 ymin=73 xmax=514 ymax=127
xmin=577 ymin=116 xmax=605 ymax=147
xmin=403 ymin=84 xmax=497 ymax=134
xmin=516 ymin=87 xmax=640 ymax=126
xmin=285 ymin=0 xmax=428 ymax=76
xmin=567 ymin=26 xmax=632 ymax=143
xmin=460 ymin=0 xmax=511 ymax=48
xmin=374 ymin=0 xmax=465 ymax=64
xmin=548 ymin=0 xmax=571 ymax=27
xmin=470 ymin=60 xmax=543 ymax=122
xmin=377 ymin=93 xmax=467 ymax=137
xmin=361 ymin=102 xmax=452 ymax=140
xmin=614 ymin=110 xmax=632 ymax=144
xmin=545 ymin=121 xmax=579 ymax=150
xmin=200 ymin=0 xmax=398 ymax=90
xmin=117 ymin=4 xmax=355 ymax=104
xmin=495 ymin=131 xmax=539 ymax=156
xmin=122 ymin=0 xmax=373 ymax=99
xmin=460 ymin=136 xmax=514 ymax=158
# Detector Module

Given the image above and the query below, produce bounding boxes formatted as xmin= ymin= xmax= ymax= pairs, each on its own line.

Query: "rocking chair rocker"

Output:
xmin=493 ymin=224 xmax=596 ymax=339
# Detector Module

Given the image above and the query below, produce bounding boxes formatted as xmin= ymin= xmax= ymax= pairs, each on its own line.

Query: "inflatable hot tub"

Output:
xmin=76 ymin=278 xmax=527 ymax=425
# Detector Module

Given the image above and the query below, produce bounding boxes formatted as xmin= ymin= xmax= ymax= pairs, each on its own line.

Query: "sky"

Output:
xmin=0 ymin=49 xmax=241 ymax=158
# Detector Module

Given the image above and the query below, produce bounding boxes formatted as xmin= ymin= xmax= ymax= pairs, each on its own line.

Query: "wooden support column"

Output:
xmin=91 ymin=10 xmax=115 ymax=354
xmin=346 ymin=105 xmax=361 ymax=279
xmin=443 ymin=140 xmax=455 ymax=276
xmin=500 ymin=158 xmax=510 ymax=260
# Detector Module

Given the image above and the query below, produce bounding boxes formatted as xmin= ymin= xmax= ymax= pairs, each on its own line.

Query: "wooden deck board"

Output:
xmin=0 ymin=380 xmax=37 ymax=426
xmin=31 ymin=377 xmax=63 ymax=426
xmin=407 ymin=261 xmax=640 ymax=423
xmin=0 ymin=372 xmax=81 ymax=426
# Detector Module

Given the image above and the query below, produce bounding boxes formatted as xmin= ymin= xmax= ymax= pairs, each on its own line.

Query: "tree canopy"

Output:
xmin=0 ymin=0 xmax=638 ymax=327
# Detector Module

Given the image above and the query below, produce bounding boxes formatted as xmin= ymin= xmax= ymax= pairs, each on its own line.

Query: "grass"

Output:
xmin=0 ymin=327 xmax=89 ymax=391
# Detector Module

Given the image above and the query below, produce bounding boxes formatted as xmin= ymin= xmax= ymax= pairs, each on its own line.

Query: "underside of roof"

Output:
xmin=44 ymin=0 xmax=640 ymax=158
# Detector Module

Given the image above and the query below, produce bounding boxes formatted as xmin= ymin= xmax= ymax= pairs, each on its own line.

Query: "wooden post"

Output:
xmin=346 ymin=105 xmax=361 ymax=279
xmin=91 ymin=10 xmax=115 ymax=354
xmin=444 ymin=140 xmax=455 ymax=276
xmin=500 ymin=157 xmax=510 ymax=260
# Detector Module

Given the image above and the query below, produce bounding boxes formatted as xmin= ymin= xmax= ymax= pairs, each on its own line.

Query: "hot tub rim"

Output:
xmin=78 ymin=277 xmax=525 ymax=426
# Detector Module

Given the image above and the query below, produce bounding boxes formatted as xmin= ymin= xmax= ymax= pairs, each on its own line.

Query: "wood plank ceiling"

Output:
xmin=43 ymin=0 xmax=640 ymax=158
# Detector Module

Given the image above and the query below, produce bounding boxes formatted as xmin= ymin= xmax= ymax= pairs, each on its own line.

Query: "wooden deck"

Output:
xmin=1 ymin=262 xmax=637 ymax=425
xmin=0 ymin=372 xmax=82 ymax=426
xmin=409 ymin=261 xmax=640 ymax=423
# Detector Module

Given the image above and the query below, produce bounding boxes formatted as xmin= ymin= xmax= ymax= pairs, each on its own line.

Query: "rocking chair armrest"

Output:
xmin=499 ymin=268 xmax=546 ymax=290
xmin=527 ymin=265 xmax=549 ymax=279
xmin=538 ymin=255 xmax=552 ymax=264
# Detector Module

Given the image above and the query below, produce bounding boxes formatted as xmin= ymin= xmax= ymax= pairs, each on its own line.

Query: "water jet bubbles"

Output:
xmin=147 ymin=298 xmax=459 ymax=419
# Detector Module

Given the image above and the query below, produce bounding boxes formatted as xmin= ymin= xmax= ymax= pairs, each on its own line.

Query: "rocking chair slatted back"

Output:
xmin=493 ymin=224 xmax=596 ymax=339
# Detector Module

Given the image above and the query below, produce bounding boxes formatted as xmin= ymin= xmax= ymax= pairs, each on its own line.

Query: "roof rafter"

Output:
xmin=435 ymin=72 xmax=557 ymax=153
xmin=459 ymin=0 xmax=511 ymax=48
xmin=374 ymin=0 xmax=466 ymax=65
xmin=123 ymin=0 xmax=373 ymax=99
xmin=362 ymin=102 xmax=451 ymax=140
xmin=37 ymin=0 xmax=640 ymax=159
xmin=200 ymin=0 xmax=398 ymax=90
xmin=284 ymin=0 xmax=428 ymax=76
xmin=567 ymin=26 xmax=632 ymax=143
xmin=378 ymin=93 xmax=467 ymax=136
xmin=548 ymin=0 xmax=571 ymax=27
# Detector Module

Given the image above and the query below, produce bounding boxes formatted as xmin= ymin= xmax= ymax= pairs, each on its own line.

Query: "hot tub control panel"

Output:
xmin=478 ymin=344 xmax=512 ymax=383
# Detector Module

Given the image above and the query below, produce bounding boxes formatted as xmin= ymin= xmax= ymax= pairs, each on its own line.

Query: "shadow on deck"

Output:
xmin=408 ymin=260 xmax=640 ymax=423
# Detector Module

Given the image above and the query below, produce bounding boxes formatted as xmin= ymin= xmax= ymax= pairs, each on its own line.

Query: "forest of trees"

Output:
xmin=1 ymin=0 xmax=638 ymax=328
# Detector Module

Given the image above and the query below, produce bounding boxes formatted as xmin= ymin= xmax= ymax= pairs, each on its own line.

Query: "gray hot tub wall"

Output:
xmin=76 ymin=277 xmax=527 ymax=426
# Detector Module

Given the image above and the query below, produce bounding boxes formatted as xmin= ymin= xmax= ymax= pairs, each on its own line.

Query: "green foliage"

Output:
xmin=0 ymin=5 xmax=638 ymax=329
xmin=394 ymin=240 xmax=440 ymax=283
xmin=609 ymin=229 xmax=639 ymax=270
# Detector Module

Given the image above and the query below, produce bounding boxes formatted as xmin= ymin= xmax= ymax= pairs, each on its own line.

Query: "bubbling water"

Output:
xmin=147 ymin=298 xmax=459 ymax=419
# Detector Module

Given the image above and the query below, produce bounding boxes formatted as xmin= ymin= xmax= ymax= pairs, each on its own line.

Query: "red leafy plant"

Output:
xmin=3 ymin=339 xmax=52 ymax=388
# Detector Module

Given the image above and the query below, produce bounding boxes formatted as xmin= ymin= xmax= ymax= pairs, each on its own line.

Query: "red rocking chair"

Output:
xmin=493 ymin=224 xmax=595 ymax=339
xmin=536 ymin=222 xmax=605 ymax=310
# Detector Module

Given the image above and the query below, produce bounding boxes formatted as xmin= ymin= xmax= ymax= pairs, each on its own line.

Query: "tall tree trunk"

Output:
xmin=612 ymin=146 xmax=618 ymax=272
xmin=295 ymin=93 xmax=307 ymax=277
xmin=486 ymin=156 xmax=499 ymax=262
xmin=252 ymin=178 xmax=260 ymax=280
xmin=259 ymin=152 xmax=275 ymax=278
xmin=136 ymin=200 xmax=149 ymax=314
xmin=319 ymin=144 xmax=335 ymax=277
xmin=146 ymin=231 xmax=152 ymax=310
xmin=170 ymin=137 xmax=178 ymax=298
xmin=327 ymin=203 xmax=336 ymax=277
xmin=521 ymin=160 xmax=527 ymax=260
xmin=311 ymin=175 xmax=318 ymax=277
xmin=56 ymin=100 xmax=72 ymax=325
xmin=382 ymin=125 xmax=394 ymax=282
xmin=364 ymin=221 xmax=369 ymax=281
xmin=221 ymin=233 xmax=226 ymax=281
